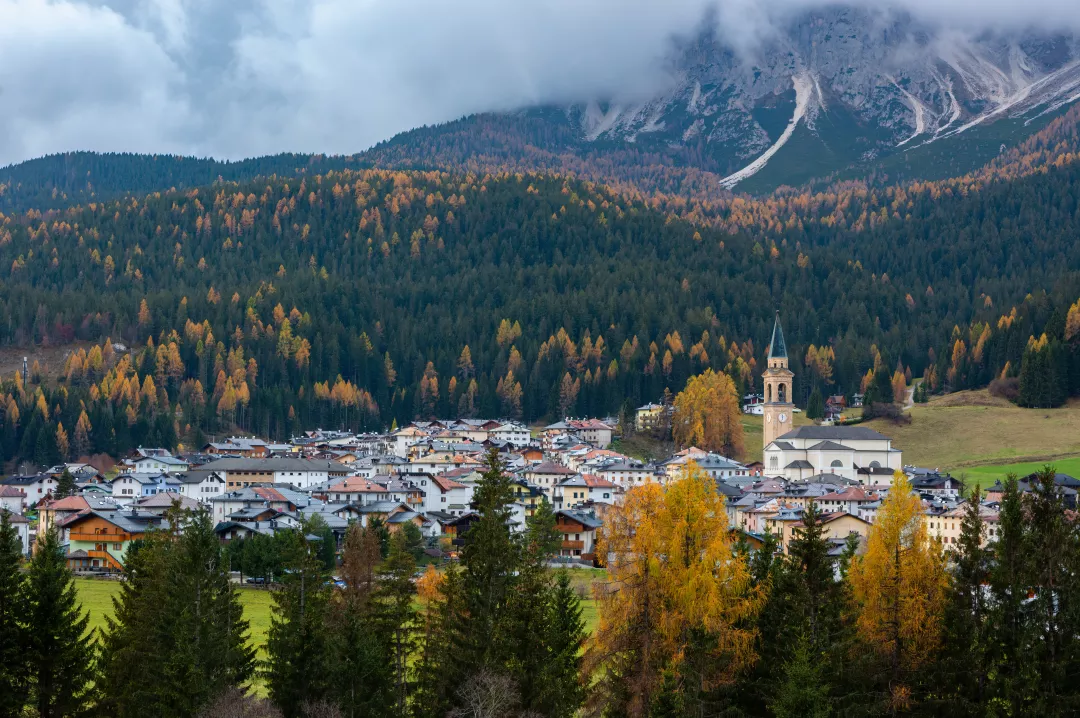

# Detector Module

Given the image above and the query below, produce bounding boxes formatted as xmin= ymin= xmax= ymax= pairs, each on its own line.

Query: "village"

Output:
xmin=0 ymin=315 xmax=1051 ymax=574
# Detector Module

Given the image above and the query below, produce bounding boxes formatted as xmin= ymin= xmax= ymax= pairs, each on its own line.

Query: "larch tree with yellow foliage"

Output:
xmin=848 ymin=471 xmax=947 ymax=711
xmin=671 ymin=369 xmax=745 ymax=458
xmin=587 ymin=463 xmax=762 ymax=716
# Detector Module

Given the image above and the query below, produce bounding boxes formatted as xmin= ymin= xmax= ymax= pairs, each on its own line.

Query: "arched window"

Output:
xmin=831 ymin=460 xmax=844 ymax=468
xmin=767 ymin=385 xmax=773 ymax=403
xmin=869 ymin=461 xmax=881 ymax=469
xmin=769 ymin=456 xmax=779 ymax=469
xmin=778 ymin=384 xmax=787 ymax=403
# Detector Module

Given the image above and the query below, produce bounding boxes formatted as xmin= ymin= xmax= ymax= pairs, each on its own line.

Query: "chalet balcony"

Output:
xmin=69 ymin=531 xmax=129 ymax=542
xmin=561 ymin=540 xmax=585 ymax=550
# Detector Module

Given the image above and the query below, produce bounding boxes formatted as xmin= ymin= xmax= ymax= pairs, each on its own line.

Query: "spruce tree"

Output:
xmin=806 ymin=386 xmax=825 ymax=420
xmin=25 ymin=526 xmax=95 ymax=718
xmin=328 ymin=522 xmax=392 ymax=718
xmin=379 ymin=531 xmax=417 ymax=715
xmin=1023 ymin=465 xmax=1080 ymax=712
xmin=412 ymin=565 xmax=466 ymax=718
xmin=266 ymin=531 xmax=332 ymax=718
xmin=940 ymin=485 xmax=990 ymax=715
xmin=541 ymin=570 xmax=587 ymax=718
xmin=769 ymin=636 xmax=831 ymax=718
xmin=99 ymin=509 xmax=255 ymax=718
xmin=54 ymin=469 xmax=76 ymax=500
xmin=987 ymin=474 xmax=1031 ymax=711
xmin=459 ymin=448 xmax=520 ymax=669
xmin=0 ymin=509 xmax=30 ymax=716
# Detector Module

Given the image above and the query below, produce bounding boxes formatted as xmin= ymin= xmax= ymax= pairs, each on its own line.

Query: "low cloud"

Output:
xmin=1 ymin=0 xmax=1079 ymax=166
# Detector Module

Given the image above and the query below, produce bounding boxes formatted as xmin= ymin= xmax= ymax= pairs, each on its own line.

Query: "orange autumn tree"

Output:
xmin=671 ymin=369 xmax=744 ymax=458
xmin=849 ymin=471 xmax=947 ymax=710
xmin=587 ymin=464 xmax=762 ymax=716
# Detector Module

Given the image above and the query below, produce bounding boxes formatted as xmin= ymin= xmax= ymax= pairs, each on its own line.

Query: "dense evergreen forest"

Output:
xmin=0 ymin=150 xmax=1078 ymax=461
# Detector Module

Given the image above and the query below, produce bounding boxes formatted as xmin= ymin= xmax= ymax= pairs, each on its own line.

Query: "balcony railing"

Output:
xmin=561 ymin=540 xmax=585 ymax=550
xmin=69 ymin=532 xmax=130 ymax=542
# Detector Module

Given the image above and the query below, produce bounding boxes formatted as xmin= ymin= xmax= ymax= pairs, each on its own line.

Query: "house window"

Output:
xmin=769 ymin=456 xmax=778 ymax=469
xmin=113 ymin=543 xmax=122 ymax=550
xmin=831 ymin=460 xmax=843 ymax=468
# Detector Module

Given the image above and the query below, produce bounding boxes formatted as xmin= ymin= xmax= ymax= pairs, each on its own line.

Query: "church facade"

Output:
xmin=760 ymin=314 xmax=902 ymax=483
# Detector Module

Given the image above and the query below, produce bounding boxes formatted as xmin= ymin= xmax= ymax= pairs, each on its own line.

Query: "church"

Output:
xmin=760 ymin=313 xmax=903 ymax=484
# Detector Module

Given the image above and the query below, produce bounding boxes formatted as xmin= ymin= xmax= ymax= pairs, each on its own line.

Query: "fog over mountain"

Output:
xmin=2 ymin=0 xmax=1080 ymax=167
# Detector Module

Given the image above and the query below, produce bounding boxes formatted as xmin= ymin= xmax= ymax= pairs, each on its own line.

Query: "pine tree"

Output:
xmin=939 ymin=485 xmax=990 ymax=715
xmin=987 ymin=473 xmax=1031 ymax=712
xmin=806 ymin=386 xmax=825 ymax=420
xmin=0 ymin=509 xmax=30 ymax=716
xmin=379 ymin=531 xmax=417 ymax=716
xmin=328 ymin=522 xmax=392 ymax=718
xmin=541 ymin=570 xmax=587 ymax=718
xmin=412 ymin=565 xmax=465 ymax=718
xmin=25 ymin=526 xmax=95 ymax=718
xmin=768 ymin=635 xmax=831 ymax=718
xmin=99 ymin=509 xmax=255 ymax=717
xmin=458 ymin=448 xmax=520 ymax=669
xmin=266 ymin=531 xmax=333 ymax=718
xmin=54 ymin=468 xmax=76 ymax=500
xmin=1023 ymin=465 xmax=1080 ymax=712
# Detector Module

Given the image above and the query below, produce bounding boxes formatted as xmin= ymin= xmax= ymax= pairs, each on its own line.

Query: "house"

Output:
xmin=762 ymin=426 xmax=903 ymax=483
xmin=38 ymin=495 xmax=119 ymax=543
xmin=521 ymin=461 xmax=578 ymax=499
xmin=742 ymin=393 xmax=765 ymax=415
xmin=2 ymin=510 xmax=30 ymax=555
xmin=555 ymin=509 xmax=603 ymax=562
xmin=985 ymin=473 xmax=1080 ymax=509
xmin=110 ymin=473 xmax=183 ymax=500
xmin=510 ymin=479 xmax=547 ymax=517
xmin=685 ymin=454 xmax=749 ymax=483
xmin=597 ymin=461 xmax=657 ymax=489
xmin=176 ymin=470 xmax=227 ymax=503
xmin=0 ymin=485 xmax=26 ymax=514
xmin=133 ymin=492 xmax=202 ymax=514
xmin=815 ymin=487 xmax=879 ymax=515
xmin=553 ymin=474 xmax=619 ymax=510
xmin=422 ymin=474 xmax=473 ymax=515
xmin=199 ymin=457 xmax=350 ymax=490
xmin=2 ymin=473 xmax=58 ymax=505
xmin=326 ymin=477 xmax=393 ymax=505
xmin=635 ymin=402 xmax=665 ymax=431
xmin=64 ymin=509 xmax=165 ymax=570
xmin=202 ymin=437 xmax=269 ymax=458
xmin=907 ymin=469 xmax=964 ymax=498
xmin=489 ymin=423 xmax=531 ymax=446
xmin=209 ymin=485 xmax=312 ymax=523
xmin=131 ymin=454 xmax=190 ymax=474
xmin=391 ymin=426 xmax=428 ymax=458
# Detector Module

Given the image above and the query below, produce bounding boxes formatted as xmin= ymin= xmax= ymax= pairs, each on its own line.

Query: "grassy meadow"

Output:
xmin=862 ymin=390 xmax=1080 ymax=475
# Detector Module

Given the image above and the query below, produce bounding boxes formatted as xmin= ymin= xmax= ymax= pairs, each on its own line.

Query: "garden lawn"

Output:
xmin=956 ymin=457 xmax=1080 ymax=490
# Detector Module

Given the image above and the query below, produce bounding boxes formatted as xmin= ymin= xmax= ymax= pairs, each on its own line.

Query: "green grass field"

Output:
xmin=76 ymin=578 xmax=275 ymax=656
xmin=954 ymin=458 xmax=1080 ymax=490
xmin=863 ymin=391 xmax=1080 ymax=473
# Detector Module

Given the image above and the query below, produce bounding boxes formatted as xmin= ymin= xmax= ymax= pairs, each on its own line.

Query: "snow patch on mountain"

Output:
xmin=720 ymin=74 xmax=814 ymax=188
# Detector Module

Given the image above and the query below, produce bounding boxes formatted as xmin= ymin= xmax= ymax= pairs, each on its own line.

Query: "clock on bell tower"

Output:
xmin=762 ymin=311 xmax=794 ymax=451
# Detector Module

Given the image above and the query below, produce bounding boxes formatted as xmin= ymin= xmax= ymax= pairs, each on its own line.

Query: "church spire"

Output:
xmin=767 ymin=311 xmax=787 ymax=361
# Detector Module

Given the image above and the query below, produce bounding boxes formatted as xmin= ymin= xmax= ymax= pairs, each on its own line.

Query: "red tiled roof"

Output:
xmin=432 ymin=475 xmax=467 ymax=492
xmin=0 ymin=486 xmax=26 ymax=498
xmin=326 ymin=479 xmax=383 ymax=494
xmin=581 ymin=474 xmax=617 ymax=489
xmin=41 ymin=496 xmax=90 ymax=511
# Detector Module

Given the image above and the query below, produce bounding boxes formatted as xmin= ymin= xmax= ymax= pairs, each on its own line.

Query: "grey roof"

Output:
xmin=694 ymin=455 xmax=746 ymax=470
xmin=808 ymin=441 xmax=851 ymax=452
xmin=767 ymin=312 xmax=787 ymax=360
xmin=556 ymin=509 xmax=603 ymax=529
xmin=72 ymin=509 xmax=164 ymax=533
xmin=134 ymin=455 xmax=189 ymax=466
xmin=715 ymin=481 xmax=743 ymax=498
xmin=176 ymin=469 xmax=225 ymax=485
xmin=771 ymin=441 xmax=796 ymax=451
xmin=784 ymin=460 xmax=814 ymax=469
xmin=778 ymin=426 xmax=890 ymax=441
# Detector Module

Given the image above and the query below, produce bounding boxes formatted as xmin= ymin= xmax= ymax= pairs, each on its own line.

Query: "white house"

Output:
xmin=596 ymin=461 xmax=657 ymax=489
xmin=131 ymin=455 xmax=189 ymax=474
xmin=5 ymin=511 xmax=30 ymax=555
xmin=0 ymin=486 xmax=27 ymax=514
xmin=490 ymin=423 xmax=531 ymax=446
xmin=422 ymin=474 xmax=473 ymax=515
xmin=553 ymin=474 xmax=619 ymax=510
xmin=762 ymin=426 xmax=903 ymax=483
xmin=176 ymin=470 xmax=227 ymax=504
xmin=1 ymin=474 xmax=57 ymax=505
xmin=198 ymin=458 xmax=350 ymax=490
xmin=391 ymin=426 xmax=427 ymax=458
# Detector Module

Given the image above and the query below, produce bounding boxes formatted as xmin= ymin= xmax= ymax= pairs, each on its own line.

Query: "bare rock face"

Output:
xmin=561 ymin=8 xmax=1080 ymax=188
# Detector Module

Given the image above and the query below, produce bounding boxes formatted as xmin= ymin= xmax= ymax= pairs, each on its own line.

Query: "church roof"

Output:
xmin=767 ymin=312 xmax=787 ymax=360
xmin=778 ymin=426 xmax=890 ymax=441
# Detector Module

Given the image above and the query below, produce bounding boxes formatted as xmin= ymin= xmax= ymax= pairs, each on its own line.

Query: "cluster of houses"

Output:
xmin=1 ymin=418 xmax=1070 ymax=572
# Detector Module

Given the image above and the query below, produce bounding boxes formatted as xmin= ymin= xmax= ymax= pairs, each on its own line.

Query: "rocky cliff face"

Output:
xmin=561 ymin=8 xmax=1080 ymax=188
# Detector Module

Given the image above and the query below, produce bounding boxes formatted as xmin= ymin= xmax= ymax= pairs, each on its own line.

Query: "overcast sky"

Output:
xmin=1 ymin=0 xmax=1079 ymax=167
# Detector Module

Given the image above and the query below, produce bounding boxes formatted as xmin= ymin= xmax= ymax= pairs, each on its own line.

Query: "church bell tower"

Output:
xmin=762 ymin=312 xmax=794 ymax=450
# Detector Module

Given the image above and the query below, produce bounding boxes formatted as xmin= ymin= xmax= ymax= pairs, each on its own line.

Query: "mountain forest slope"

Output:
xmin=0 ymin=158 xmax=1077 ymax=462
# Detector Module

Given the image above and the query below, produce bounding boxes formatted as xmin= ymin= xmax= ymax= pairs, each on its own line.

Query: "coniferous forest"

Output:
xmin=0 ymin=154 xmax=1079 ymax=461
